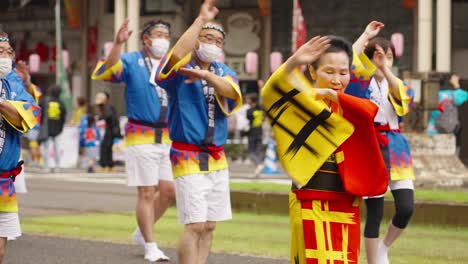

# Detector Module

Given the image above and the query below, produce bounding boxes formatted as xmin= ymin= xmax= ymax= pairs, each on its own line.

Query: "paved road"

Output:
xmin=5 ymin=234 xmax=287 ymax=264
xmin=9 ymin=176 xmax=288 ymax=264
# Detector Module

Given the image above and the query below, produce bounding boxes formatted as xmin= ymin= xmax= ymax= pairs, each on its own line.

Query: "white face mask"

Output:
xmin=195 ymin=42 xmax=222 ymax=63
xmin=149 ymin=38 xmax=170 ymax=58
xmin=0 ymin=58 xmax=12 ymax=79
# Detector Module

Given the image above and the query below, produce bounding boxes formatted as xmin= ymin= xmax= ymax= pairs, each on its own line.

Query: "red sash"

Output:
xmin=172 ymin=142 xmax=224 ymax=160
xmin=0 ymin=161 xmax=24 ymax=182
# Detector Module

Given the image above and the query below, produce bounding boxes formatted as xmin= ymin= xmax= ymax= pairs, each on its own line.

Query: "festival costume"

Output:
xmin=262 ymin=51 xmax=387 ymax=264
xmin=79 ymin=122 xmax=101 ymax=170
xmin=92 ymin=50 xmax=173 ymax=185
xmin=155 ymin=48 xmax=241 ymax=223
xmin=346 ymin=53 xmax=415 ymax=182
xmin=347 ymin=52 xmax=416 ymax=243
xmin=0 ymin=76 xmax=40 ymax=238
xmin=5 ymin=71 xmax=42 ymax=194
xmin=426 ymin=88 xmax=468 ymax=135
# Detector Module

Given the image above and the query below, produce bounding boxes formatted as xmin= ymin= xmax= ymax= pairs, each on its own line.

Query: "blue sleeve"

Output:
xmin=453 ymin=89 xmax=468 ymax=106
xmin=13 ymin=81 xmax=36 ymax=105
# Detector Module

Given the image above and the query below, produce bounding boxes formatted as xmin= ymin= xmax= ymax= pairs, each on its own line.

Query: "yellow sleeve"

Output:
xmin=3 ymin=101 xmax=40 ymax=133
xmin=214 ymin=75 xmax=243 ymax=116
xmin=155 ymin=48 xmax=192 ymax=86
xmin=353 ymin=50 xmax=376 ymax=81
xmin=91 ymin=59 xmax=125 ymax=82
xmin=388 ymin=79 xmax=414 ymax=116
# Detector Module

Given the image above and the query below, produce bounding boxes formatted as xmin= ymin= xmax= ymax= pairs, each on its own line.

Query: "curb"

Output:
xmin=230 ymin=190 xmax=468 ymax=227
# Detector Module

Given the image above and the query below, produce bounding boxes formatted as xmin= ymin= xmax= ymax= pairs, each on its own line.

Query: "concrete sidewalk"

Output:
xmin=5 ymin=234 xmax=287 ymax=264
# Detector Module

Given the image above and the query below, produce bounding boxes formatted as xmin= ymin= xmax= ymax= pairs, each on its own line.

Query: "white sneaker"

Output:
xmin=144 ymin=243 xmax=170 ymax=262
xmin=377 ymin=240 xmax=389 ymax=264
xmin=131 ymin=228 xmax=145 ymax=246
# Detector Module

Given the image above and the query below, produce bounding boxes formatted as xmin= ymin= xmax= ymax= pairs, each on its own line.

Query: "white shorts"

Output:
xmin=175 ymin=169 xmax=232 ymax=225
xmin=365 ymin=179 xmax=414 ymax=199
xmin=14 ymin=163 xmax=27 ymax=193
xmin=0 ymin=212 xmax=21 ymax=239
xmin=125 ymin=144 xmax=173 ymax=187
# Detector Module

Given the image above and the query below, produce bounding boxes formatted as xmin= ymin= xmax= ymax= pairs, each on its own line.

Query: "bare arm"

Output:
xmin=178 ymin=68 xmax=237 ymax=99
xmin=353 ymin=21 xmax=384 ymax=54
xmin=373 ymin=44 xmax=401 ymax=101
xmin=0 ymin=100 xmax=22 ymax=128
xmin=283 ymin=36 xmax=331 ymax=74
xmin=170 ymin=0 xmax=219 ymax=66
xmin=204 ymin=71 xmax=237 ymax=99
xmin=105 ymin=18 xmax=132 ymax=69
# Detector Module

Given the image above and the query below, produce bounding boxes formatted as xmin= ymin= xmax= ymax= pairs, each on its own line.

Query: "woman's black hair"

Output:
xmin=364 ymin=37 xmax=396 ymax=61
xmin=304 ymin=35 xmax=353 ymax=82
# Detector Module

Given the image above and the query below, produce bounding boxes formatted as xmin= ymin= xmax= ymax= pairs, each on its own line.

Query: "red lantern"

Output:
xmin=270 ymin=51 xmax=283 ymax=73
xmin=245 ymin=51 xmax=258 ymax=75
xmin=62 ymin=50 xmax=70 ymax=70
xmin=29 ymin=54 xmax=40 ymax=73
xmin=391 ymin=33 xmax=404 ymax=58
xmin=104 ymin=41 xmax=113 ymax=58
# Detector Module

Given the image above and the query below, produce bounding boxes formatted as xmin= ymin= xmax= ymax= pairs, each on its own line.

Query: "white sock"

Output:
xmin=145 ymin=242 xmax=158 ymax=252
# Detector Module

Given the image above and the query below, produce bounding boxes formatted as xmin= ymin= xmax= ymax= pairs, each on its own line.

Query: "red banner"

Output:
xmin=291 ymin=0 xmax=307 ymax=53
xmin=88 ymin=27 xmax=98 ymax=65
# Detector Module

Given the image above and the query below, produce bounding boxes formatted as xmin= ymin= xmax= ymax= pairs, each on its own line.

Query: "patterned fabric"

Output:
xmin=427 ymin=89 xmax=468 ymax=135
xmin=29 ymin=83 xmax=42 ymax=104
xmin=262 ymin=64 xmax=387 ymax=196
xmin=155 ymin=49 xmax=242 ymax=178
xmin=387 ymin=131 xmax=414 ymax=180
xmin=80 ymin=126 xmax=101 ymax=148
xmin=290 ymin=191 xmax=361 ymax=264
xmin=0 ymin=78 xmax=40 ymax=213
xmin=91 ymin=51 xmax=170 ymax=146
xmin=344 ymin=50 xmax=377 ymax=98
xmin=261 ymin=64 xmax=354 ymax=187
xmin=350 ymin=52 xmax=415 ymax=181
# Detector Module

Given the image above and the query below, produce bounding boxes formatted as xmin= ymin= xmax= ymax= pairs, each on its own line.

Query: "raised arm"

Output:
xmin=170 ymin=0 xmax=219 ymax=66
xmin=283 ymin=36 xmax=330 ymax=73
xmin=105 ymin=18 xmax=132 ymax=69
xmin=373 ymin=44 xmax=401 ymax=101
xmin=353 ymin=21 xmax=384 ymax=55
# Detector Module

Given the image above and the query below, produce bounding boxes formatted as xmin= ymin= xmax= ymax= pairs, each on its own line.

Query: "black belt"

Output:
xmin=292 ymin=167 xmax=344 ymax=192
xmin=128 ymin=119 xmax=167 ymax=143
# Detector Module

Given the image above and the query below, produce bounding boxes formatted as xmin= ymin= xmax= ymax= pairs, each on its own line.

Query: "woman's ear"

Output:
xmin=308 ymin=65 xmax=317 ymax=81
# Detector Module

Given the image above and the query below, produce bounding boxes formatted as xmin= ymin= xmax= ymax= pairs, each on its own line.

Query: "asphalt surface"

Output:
xmin=5 ymin=234 xmax=287 ymax=264
xmin=5 ymin=175 xmax=289 ymax=264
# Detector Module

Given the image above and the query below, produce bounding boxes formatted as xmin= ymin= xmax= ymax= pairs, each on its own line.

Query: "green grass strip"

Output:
xmin=21 ymin=208 xmax=468 ymax=263
xmin=230 ymin=182 xmax=468 ymax=204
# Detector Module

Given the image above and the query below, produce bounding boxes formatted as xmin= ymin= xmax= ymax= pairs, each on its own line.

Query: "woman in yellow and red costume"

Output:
xmin=262 ymin=34 xmax=388 ymax=264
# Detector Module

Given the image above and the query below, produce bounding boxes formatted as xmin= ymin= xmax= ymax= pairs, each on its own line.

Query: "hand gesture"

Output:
xmin=450 ymin=74 xmax=460 ymax=88
xmin=292 ymin=36 xmax=331 ymax=66
xmin=314 ymin=88 xmax=338 ymax=103
xmin=14 ymin=60 xmax=31 ymax=85
xmin=364 ymin=21 xmax=384 ymax=39
xmin=199 ymin=0 xmax=219 ymax=22
xmin=372 ymin=44 xmax=387 ymax=70
xmin=179 ymin=67 xmax=209 ymax=84
xmin=114 ymin=18 xmax=133 ymax=45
